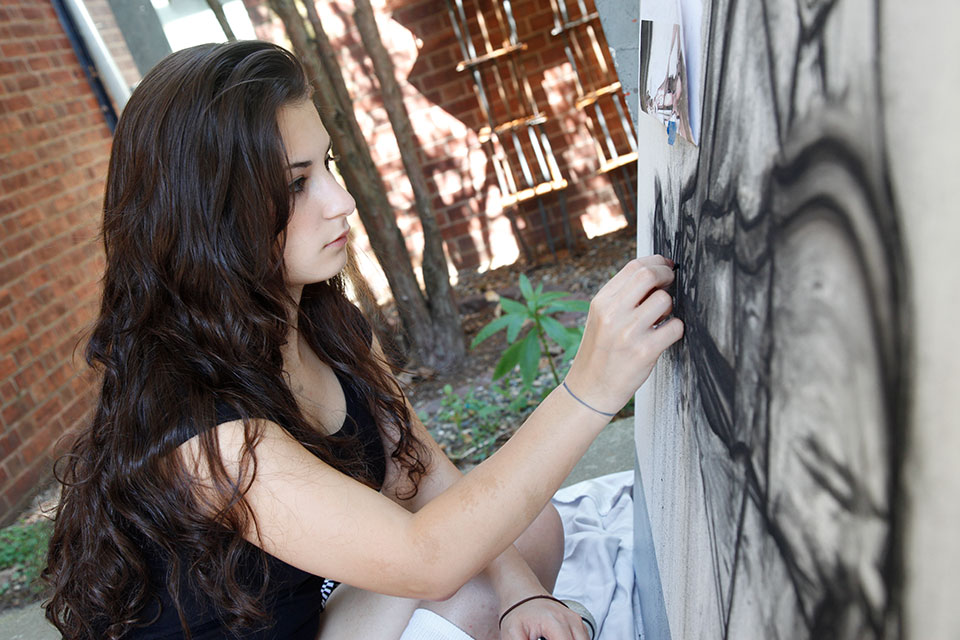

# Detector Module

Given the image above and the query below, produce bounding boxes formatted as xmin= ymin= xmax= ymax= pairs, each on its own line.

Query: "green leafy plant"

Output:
xmin=471 ymin=274 xmax=588 ymax=389
xmin=421 ymin=380 xmax=554 ymax=465
xmin=431 ymin=384 xmax=503 ymax=459
xmin=439 ymin=384 xmax=498 ymax=444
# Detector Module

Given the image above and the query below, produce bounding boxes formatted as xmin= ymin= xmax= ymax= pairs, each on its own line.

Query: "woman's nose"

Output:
xmin=325 ymin=181 xmax=356 ymax=220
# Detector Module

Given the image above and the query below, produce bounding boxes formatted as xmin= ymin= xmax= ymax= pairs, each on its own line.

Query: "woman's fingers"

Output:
xmin=531 ymin=614 xmax=588 ymax=640
xmin=634 ymin=253 xmax=674 ymax=269
xmin=573 ymin=618 xmax=591 ymax=640
xmin=636 ymin=288 xmax=674 ymax=328
xmin=623 ymin=264 xmax=675 ymax=307
xmin=598 ymin=262 xmax=675 ymax=315
xmin=594 ymin=256 xmax=673 ymax=302
xmin=500 ymin=598 xmax=591 ymax=640
xmin=650 ymin=316 xmax=685 ymax=352
xmin=565 ymin=255 xmax=683 ymax=412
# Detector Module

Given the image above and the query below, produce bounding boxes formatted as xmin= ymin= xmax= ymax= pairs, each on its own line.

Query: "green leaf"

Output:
xmin=518 ymin=330 xmax=541 ymax=388
xmin=535 ymin=282 xmax=543 ymax=296
xmin=542 ymin=299 xmax=590 ymax=315
xmin=536 ymin=291 xmax=569 ymax=306
xmin=505 ymin=314 xmax=526 ymax=343
xmin=470 ymin=314 xmax=514 ymax=348
xmin=499 ymin=297 xmax=529 ymax=316
xmin=562 ymin=326 xmax=584 ymax=361
xmin=540 ymin=315 xmax=577 ymax=349
xmin=493 ymin=335 xmax=527 ymax=380
xmin=518 ymin=273 xmax=534 ymax=302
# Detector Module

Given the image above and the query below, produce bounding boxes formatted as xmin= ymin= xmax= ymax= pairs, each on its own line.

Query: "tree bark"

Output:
xmin=205 ymin=0 xmax=236 ymax=41
xmin=351 ymin=0 xmax=465 ymax=365
xmin=267 ymin=0 xmax=447 ymax=369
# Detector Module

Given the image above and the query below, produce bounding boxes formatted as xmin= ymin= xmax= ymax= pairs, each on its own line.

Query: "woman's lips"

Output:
xmin=325 ymin=229 xmax=349 ymax=248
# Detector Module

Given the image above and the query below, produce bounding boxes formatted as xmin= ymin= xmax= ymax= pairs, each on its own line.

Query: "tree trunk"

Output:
xmin=351 ymin=0 xmax=465 ymax=366
xmin=267 ymin=0 xmax=446 ymax=369
xmin=205 ymin=0 xmax=236 ymax=41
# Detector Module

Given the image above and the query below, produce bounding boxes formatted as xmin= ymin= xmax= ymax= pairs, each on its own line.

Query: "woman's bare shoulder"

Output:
xmin=174 ymin=417 xmax=447 ymax=599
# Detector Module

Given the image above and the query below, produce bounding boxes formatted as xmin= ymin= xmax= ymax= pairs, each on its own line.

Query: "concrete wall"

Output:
xmin=633 ymin=0 xmax=960 ymax=637
xmin=593 ymin=0 xmax=639 ymax=129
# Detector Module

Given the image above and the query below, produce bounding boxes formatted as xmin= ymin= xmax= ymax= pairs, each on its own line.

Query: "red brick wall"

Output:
xmin=246 ymin=0 xmax=635 ymax=274
xmin=0 ymin=2 xmax=110 ymax=524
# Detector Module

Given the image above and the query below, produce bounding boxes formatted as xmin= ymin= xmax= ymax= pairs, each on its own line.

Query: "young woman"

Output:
xmin=44 ymin=41 xmax=682 ymax=640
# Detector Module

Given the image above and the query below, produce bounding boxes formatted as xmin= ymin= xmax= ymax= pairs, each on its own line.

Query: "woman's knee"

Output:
xmin=515 ymin=503 xmax=565 ymax=591
xmin=317 ymin=585 xmax=418 ymax=640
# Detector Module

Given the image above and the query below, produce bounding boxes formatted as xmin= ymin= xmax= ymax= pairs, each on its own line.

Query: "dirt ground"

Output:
xmin=403 ymin=226 xmax=638 ymax=447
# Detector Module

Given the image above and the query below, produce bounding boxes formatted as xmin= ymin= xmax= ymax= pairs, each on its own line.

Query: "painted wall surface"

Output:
xmin=633 ymin=0 xmax=960 ymax=638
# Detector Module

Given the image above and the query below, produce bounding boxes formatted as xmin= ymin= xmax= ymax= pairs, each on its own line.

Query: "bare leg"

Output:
xmin=421 ymin=503 xmax=564 ymax=640
xmin=317 ymin=504 xmax=564 ymax=640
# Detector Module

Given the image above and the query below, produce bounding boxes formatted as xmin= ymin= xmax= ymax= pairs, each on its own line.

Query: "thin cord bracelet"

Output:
xmin=498 ymin=595 xmax=569 ymax=629
xmin=561 ymin=380 xmax=617 ymax=417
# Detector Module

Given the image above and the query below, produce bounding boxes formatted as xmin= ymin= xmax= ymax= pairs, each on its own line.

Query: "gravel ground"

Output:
xmin=405 ymin=226 xmax=638 ymax=467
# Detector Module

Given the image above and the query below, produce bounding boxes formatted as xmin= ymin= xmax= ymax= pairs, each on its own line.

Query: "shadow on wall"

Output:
xmin=337 ymin=0 xmax=635 ymax=270
xmin=642 ymin=0 xmax=907 ymax=637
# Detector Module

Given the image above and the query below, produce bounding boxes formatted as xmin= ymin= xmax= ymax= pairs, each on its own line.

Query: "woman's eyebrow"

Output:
xmin=287 ymin=139 xmax=330 ymax=170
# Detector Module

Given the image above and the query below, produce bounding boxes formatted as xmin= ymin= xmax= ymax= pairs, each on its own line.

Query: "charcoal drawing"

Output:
xmin=644 ymin=0 xmax=909 ymax=636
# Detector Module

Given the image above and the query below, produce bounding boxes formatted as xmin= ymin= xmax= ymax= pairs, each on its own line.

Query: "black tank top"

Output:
xmin=127 ymin=370 xmax=386 ymax=639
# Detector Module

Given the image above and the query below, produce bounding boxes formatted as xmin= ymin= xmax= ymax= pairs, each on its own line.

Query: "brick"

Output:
xmin=0 ymin=230 xmax=34 ymax=259
xmin=1 ymin=206 xmax=42 ymax=237
xmin=0 ymin=430 xmax=21 ymax=460
xmin=13 ymin=360 xmax=43 ymax=391
xmin=59 ymin=395 xmax=89 ymax=427
xmin=21 ymin=6 xmax=53 ymax=21
xmin=30 ymin=399 xmax=62 ymax=436
xmin=15 ymin=72 xmax=41 ymax=92
xmin=0 ymin=384 xmax=13 ymax=406
xmin=1 ymin=397 xmax=30 ymax=426
xmin=0 ymin=324 xmax=28 ymax=355
xmin=0 ymin=253 xmax=36 ymax=287
xmin=6 ymin=462 xmax=43 ymax=511
xmin=0 ymin=355 xmax=15 ymax=380
xmin=0 ymin=41 xmax=30 ymax=58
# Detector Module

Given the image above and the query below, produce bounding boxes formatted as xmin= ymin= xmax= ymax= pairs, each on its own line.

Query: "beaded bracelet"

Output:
xmin=498 ymin=594 xmax=569 ymax=629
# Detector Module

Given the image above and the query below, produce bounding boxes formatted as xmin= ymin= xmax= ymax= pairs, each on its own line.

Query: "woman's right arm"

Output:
xmin=181 ymin=256 xmax=682 ymax=600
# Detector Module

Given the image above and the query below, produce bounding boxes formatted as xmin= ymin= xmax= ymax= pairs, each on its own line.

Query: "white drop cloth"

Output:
xmin=552 ymin=471 xmax=642 ymax=640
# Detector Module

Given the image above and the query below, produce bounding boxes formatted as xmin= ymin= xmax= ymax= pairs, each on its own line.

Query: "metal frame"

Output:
xmin=548 ymin=0 xmax=638 ymax=222
xmin=445 ymin=0 xmax=575 ymax=260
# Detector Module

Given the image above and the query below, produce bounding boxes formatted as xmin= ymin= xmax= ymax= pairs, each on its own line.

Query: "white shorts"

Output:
xmin=398 ymin=609 xmax=475 ymax=640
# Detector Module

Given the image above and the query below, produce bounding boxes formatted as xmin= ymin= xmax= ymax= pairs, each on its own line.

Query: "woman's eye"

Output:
xmin=324 ymin=152 xmax=340 ymax=171
xmin=289 ymin=176 xmax=307 ymax=194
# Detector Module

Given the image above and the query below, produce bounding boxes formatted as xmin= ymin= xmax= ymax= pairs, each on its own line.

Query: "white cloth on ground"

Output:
xmin=398 ymin=609 xmax=475 ymax=640
xmin=552 ymin=470 xmax=642 ymax=640
xmin=399 ymin=471 xmax=640 ymax=640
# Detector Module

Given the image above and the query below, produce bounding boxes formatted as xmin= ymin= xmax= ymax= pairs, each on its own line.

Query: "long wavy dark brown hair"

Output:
xmin=43 ymin=41 xmax=427 ymax=640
